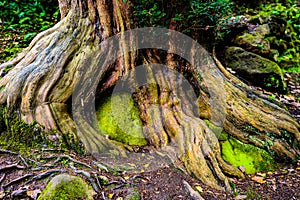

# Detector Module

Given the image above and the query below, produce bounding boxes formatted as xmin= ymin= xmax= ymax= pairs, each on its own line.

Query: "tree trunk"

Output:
xmin=0 ymin=0 xmax=299 ymax=191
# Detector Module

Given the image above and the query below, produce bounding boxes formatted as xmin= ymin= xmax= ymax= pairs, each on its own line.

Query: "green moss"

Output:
xmin=0 ymin=104 xmax=84 ymax=154
xmin=204 ymin=119 xmax=225 ymax=139
xmin=221 ymin=135 xmax=275 ymax=174
xmin=96 ymin=93 xmax=147 ymax=146
xmin=225 ymin=47 xmax=286 ymax=92
xmin=38 ymin=174 xmax=95 ymax=200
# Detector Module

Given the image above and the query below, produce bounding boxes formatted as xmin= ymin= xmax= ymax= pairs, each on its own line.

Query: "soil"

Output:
xmin=0 ymin=149 xmax=300 ymax=200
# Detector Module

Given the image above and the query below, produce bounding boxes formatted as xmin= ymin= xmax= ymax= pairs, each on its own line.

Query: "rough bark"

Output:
xmin=0 ymin=0 xmax=299 ymax=191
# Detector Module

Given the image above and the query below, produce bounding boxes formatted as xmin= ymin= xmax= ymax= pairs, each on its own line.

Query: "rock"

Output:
xmin=233 ymin=31 xmax=271 ymax=54
xmin=225 ymin=47 xmax=286 ymax=92
xmin=255 ymin=24 xmax=270 ymax=36
xmin=37 ymin=174 xmax=95 ymax=200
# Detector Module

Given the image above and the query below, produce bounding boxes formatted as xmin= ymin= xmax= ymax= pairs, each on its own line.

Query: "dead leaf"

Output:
xmin=251 ymin=176 xmax=266 ymax=184
xmin=235 ymin=194 xmax=247 ymax=200
xmin=195 ymin=186 xmax=203 ymax=193
xmin=27 ymin=189 xmax=41 ymax=199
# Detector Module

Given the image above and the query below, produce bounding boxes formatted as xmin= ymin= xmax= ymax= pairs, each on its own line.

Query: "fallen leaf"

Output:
xmin=251 ymin=176 xmax=266 ymax=184
xmin=256 ymin=172 xmax=266 ymax=177
xmin=195 ymin=186 xmax=203 ymax=193
xmin=235 ymin=194 xmax=247 ymax=200
xmin=27 ymin=189 xmax=41 ymax=199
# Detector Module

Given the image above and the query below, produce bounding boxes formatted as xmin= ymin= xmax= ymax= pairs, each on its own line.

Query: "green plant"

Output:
xmin=0 ymin=0 xmax=59 ymax=64
xmin=254 ymin=3 xmax=300 ymax=71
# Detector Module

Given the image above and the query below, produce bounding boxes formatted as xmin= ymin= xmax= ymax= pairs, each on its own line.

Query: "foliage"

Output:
xmin=253 ymin=2 xmax=300 ymax=71
xmin=134 ymin=0 xmax=234 ymax=34
xmin=0 ymin=0 xmax=59 ymax=32
xmin=0 ymin=0 xmax=59 ymax=63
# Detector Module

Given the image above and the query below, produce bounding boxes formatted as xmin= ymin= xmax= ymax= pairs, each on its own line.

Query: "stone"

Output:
xmin=225 ymin=47 xmax=286 ymax=92
xmin=37 ymin=174 xmax=95 ymax=200
xmin=233 ymin=32 xmax=271 ymax=54
xmin=256 ymin=24 xmax=270 ymax=36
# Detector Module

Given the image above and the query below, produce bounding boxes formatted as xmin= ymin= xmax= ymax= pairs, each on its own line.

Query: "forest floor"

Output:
xmin=0 ymin=148 xmax=299 ymax=200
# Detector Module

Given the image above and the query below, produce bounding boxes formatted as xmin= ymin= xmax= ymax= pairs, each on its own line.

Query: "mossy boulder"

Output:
xmin=225 ymin=47 xmax=286 ymax=92
xmin=38 ymin=174 xmax=95 ymax=200
xmin=234 ymin=31 xmax=271 ymax=55
xmin=220 ymin=134 xmax=275 ymax=174
xmin=96 ymin=93 xmax=147 ymax=146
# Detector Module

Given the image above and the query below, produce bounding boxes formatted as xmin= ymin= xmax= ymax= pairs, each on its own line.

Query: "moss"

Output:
xmin=96 ymin=93 xmax=147 ymax=146
xmin=225 ymin=47 xmax=286 ymax=92
xmin=38 ymin=174 xmax=95 ymax=200
xmin=221 ymin=135 xmax=275 ymax=174
xmin=204 ymin=119 xmax=225 ymax=139
xmin=0 ymin=104 xmax=84 ymax=154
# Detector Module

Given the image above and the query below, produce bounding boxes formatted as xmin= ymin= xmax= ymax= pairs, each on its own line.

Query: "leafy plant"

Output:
xmin=0 ymin=0 xmax=59 ymax=63
xmin=253 ymin=3 xmax=300 ymax=71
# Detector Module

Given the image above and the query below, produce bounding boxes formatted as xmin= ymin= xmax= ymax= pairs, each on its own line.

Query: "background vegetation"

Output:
xmin=0 ymin=0 xmax=59 ymax=63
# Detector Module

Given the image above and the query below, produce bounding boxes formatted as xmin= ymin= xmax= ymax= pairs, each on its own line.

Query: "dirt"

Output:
xmin=0 ymin=148 xmax=300 ymax=200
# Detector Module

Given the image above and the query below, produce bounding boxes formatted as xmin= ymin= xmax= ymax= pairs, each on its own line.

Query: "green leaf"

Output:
xmin=24 ymin=32 xmax=37 ymax=41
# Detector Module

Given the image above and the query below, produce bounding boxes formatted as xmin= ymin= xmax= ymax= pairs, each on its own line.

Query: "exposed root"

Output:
xmin=183 ymin=180 xmax=205 ymax=200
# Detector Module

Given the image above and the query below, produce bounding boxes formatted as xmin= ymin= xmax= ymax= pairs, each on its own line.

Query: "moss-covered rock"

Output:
xmin=38 ymin=174 xmax=95 ymax=200
xmin=220 ymin=135 xmax=275 ymax=174
xmin=234 ymin=31 xmax=271 ymax=55
xmin=96 ymin=93 xmax=147 ymax=146
xmin=225 ymin=46 xmax=286 ymax=92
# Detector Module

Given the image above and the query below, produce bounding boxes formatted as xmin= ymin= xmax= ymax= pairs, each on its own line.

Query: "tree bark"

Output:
xmin=0 ymin=0 xmax=299 ymax=191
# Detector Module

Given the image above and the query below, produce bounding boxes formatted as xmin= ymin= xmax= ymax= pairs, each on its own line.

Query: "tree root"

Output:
xmin=3 ymin=174 xmax=34 ymax=189
xmin=183 ymin=180 xmax=205 ymax=200
xmin=0 ymin=163 xmax=25 ymax=172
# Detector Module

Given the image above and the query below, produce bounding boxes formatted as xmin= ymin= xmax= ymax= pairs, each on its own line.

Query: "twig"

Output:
xmin=24 ymin=169 xmax=66 ymax=185
xmin=120 ymin=177 xmax=133 ymax=185
xmin=44 ymin=155 xmax=94 ymax=170
xmin=93 ymin=172 xmax=102 ymax=190
xmin=91 ymin=161 xmax=109 ymax=172
xmin=18 ymin=155 xmax=29 ymax=168
xmin=0 ymin=163 xmax=25 ymax=172
xmin=0 ymin=173 xmax=6 ymax=184
xmin=129 ymin=175 xmax=150 ymax=181
xmin=3 ymin=174 xmax=34 ymax=189
xmin=112 ymin=183 xmax=125 ymax=190
xmin=182 ymin=180 xmax=205 ymax=200
xmin=0 ymin=149 xmax=19 ymax=155
xmin=69 ymin=164 xmax=100 ymax=193
xmin=104 ymin=181 xmax=120 ymax=186
xmin=26 ymin=158 xmax=42 ymax=166
xmin=11 ymin=189 xmax=27 ymax=198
